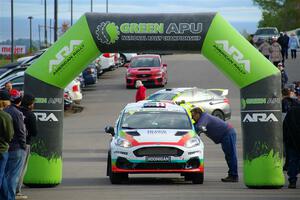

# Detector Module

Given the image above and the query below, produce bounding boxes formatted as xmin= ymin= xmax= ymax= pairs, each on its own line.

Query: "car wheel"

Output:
xmin=119 ymin=54 xmax=126 ymax=67
xmin=191 ymin=172 xmax=204 ymax=184
xmin=107 ymin=155 xmax=128 ymax=184
xmin=212 ymin=110 xmax=225 ymax=121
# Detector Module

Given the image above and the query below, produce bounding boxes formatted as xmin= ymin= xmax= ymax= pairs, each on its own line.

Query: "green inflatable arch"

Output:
xmin=23 ymin=13 xmax=284 ymax=188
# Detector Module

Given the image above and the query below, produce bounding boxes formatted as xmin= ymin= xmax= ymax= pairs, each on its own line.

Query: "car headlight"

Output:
xmin=155 ymin=71 xmax=163 ymax=76
xmin=126 ymin=72 xmax=133 ymax=77
xmin=185 ymin=137 xmax=201 ymax=148
xmin=115 ymin=138 xmax=132 ymax=148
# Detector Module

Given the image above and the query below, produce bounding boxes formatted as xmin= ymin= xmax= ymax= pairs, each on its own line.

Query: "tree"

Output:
xmin=253 ymin=0 xmax=300 ymax=31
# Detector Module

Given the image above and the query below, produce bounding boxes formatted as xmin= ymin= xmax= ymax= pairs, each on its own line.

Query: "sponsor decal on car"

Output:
xmin=95 ymin=21 xmax=203 ymax=44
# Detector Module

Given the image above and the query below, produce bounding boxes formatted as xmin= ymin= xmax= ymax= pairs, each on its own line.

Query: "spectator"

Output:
xmin=282 ymin=88 xmax=300 ymax=117
xmin=270 ymin=37 xmax=283 ymax=67
xmin=258 ymin=39 xmax=271 ymax=59
xmin=283 ymin=107 xmax=300 ymax=188
xmin=16 ymin=94 xmax=37 ymax=199
xmin=135 ymin=80 xmax=146 ymax=102
xmin=289 ymin=32 xmax=300 ymax=59
xmin=277 ymin=63 xmax=288 ymax=89
xmin=2 ymin=89 xmax=27 ymax=200
xmin=294 ymin=81 xmax=300 ymax=97
xmin=4 ymin=82 xmax=13 ymax=93
xmin=0 ymin=90 xmax=14 ymax=197
xmin=277 ymin=32 xmax=290 ymax=63
xmin=191 ymin=107 xmax=239 ymax=182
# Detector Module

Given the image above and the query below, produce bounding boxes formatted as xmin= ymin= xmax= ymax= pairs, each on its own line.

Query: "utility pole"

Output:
xmin=10 ymin=0 xmax=14 ymax=62
xmin=106 ymin=0 xmax=108 ymax=13
xmin=71 ymin=0 xmax=73 ymax=25
xmin=28 ymin=16 xmax=33 ymax=53
xmin=54 ymin=0 xmax=58 ymax=42
xmin=49 ymin=19 xmax=52 ymax=45
xmin=91 ymin=0 xmax=93 ymax=12
xmin=38 ymin=25 xmax=41 ymax=49
xmin=44 ymin=0 xmax=48 ymax=47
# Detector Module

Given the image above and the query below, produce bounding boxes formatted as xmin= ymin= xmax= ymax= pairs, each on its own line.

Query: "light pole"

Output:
xmin=10 ymin=0 xmax=14 ymax=62
xmin=44 ymin=0 xmax=48 ymax=47
xmin=91 ymin=0 xmax=93 ymax=12
xmin=106 ymin=0 xmax=108 ymax=13
xmin=54 ymin=0 xmax=58 ymax=42
xmin=71 ymin=0 xmax=73 ymax=25
xmin=28 ymin=16 xmax=33 ymax=53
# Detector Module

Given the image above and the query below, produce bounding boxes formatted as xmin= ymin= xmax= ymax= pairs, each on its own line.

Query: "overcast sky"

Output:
xmin=0 ymin=0 xmax=262 ymax=41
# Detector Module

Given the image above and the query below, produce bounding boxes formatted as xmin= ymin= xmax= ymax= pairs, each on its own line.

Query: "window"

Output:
xmin=147 ymin=93 xmax=177 ymax=101
xmin=130 ymin=57 xmax=160 ymax=68
xmin=11 ymin=75 xmax=24 ymax=84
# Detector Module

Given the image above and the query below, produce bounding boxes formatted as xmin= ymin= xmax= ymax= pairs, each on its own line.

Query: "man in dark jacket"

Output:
xmin=283 ymin=107 xmax=300 ymax=189
xmin=16 ymin=94 xmax=37 ymax=199
xmin=0 ymin=90 xmax=14 ymax=192
xmin=2 ymin=89 xmax=27 ymax=200
xmin=191 ymin=107 xmax=239 ymax=182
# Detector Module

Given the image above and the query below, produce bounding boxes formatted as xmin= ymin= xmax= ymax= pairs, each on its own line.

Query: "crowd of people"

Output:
xmin=0 ymin=84 xmax=36 ymax=200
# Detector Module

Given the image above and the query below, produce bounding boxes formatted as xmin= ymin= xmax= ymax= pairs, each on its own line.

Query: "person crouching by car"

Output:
xmin=135 ymin=80 xmax=146 ymax=102
xmin=191 ymin=107 xmax=239 ymax=182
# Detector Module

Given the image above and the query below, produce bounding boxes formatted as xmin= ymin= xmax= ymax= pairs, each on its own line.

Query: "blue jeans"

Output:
xmin=0 ymin=152 xmax=9 ymax=188
xmin=221 ymin=128 xmax=238 ymax=177
xmin=287 ymin=147 xmax=300 ymax=184
xmin=2 ymin=149 xmax=26 ymax=200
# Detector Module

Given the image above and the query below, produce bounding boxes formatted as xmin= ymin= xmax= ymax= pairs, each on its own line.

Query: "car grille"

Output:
xmin=136 ymin=74 xmax=151 ymax=78
xmin=133 ymin=147 xmax=183 ymax=157
xmin=134 ymin=163 xmax=185 ymax=170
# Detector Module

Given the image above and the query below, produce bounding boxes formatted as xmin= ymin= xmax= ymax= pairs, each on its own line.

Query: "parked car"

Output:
xmin=119 ymin=53 xmax=137 ymax=67
xmin=253 ymin=27 xmax=279 ymax=46
xmin=82 ymin=63 xmax=98 ymax=85
xmin=105 ymin=101 xmax=204 ymax=184
xmin=95 ymin=53 xmax=118 ymax=72
xmin=0 ymin=71 xmax=83 ymax=107
xmin=125 ymin=54 xmax=167 ymax=88
xmin=147 ymin=87 xmax=231 ymax=121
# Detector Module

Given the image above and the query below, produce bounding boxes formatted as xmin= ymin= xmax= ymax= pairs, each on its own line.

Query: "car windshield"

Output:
xmin=130 ymin=57 xmax=160 ymax=68
xmin=255 ymin=29 xmax=277 ymax=35
xmin=121 ymin=111 xmax=192 ymax=130
xmin=147 ymin=93 xmax=177 ymax=101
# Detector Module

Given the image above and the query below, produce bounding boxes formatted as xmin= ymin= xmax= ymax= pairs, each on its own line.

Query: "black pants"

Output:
xmin=281 ymin=48 xmax=288 ymax=61
xmin=291 ymin=49 xmax=297 ymax=59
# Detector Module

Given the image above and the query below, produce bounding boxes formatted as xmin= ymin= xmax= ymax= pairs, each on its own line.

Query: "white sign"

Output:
xmin=243 ymin=113 xmax=278 ymax=122
xmin=0 ymin=45 xmax=26 ymax=55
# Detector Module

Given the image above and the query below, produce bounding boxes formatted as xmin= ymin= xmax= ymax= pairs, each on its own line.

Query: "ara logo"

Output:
xmin=49 ymin=40 xmax=83 ymax=73
xmin=243 ymin=113 xmax=278 ymax=122
xmin=215 ymin=40 xmax=250 ymax=73
xmin=34 ymin=113 xmax=59 ymax=122
xmin=96 ymin=21 xmax=119 ymax=44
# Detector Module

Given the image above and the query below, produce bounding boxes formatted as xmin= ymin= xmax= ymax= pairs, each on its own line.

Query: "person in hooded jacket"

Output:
xmin=289 ymin=32 xmax=300 ymax=59
xmin=283 ymin=107 xmax=300 ymax=188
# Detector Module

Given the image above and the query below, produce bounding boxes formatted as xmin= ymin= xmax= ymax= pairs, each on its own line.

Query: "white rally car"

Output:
xmin=105 ymin=101 xmax=204 ymax=184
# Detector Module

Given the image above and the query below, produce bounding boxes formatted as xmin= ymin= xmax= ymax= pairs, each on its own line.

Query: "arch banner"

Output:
xmin=24 ymin=13 xmax=284 ymax=188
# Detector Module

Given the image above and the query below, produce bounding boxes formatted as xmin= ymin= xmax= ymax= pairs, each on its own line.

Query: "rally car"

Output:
xmin=105 ymin=101 xmax=204 ymax=184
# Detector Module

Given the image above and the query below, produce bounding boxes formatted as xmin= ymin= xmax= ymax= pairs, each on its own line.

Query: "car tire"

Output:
xmin=191 ymin=172 xmax=204 ymax=184
xmin=107 ymin=154 xmax=128 ymax=184
xmin=212 ymin=110 xmax=225 ymax=121
xmin=119 ymin=54 xmax=126 ymax=67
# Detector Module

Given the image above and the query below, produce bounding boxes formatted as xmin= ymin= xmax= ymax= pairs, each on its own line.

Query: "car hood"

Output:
xmin=119 ymin=129 xmax=196 ymax=146
xmin=128 ymin=67 xmax=161 ymax=73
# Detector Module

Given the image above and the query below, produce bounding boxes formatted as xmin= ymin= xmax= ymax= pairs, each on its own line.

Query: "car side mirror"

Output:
xmin=163 ymin=63 xmax=167 ymax=67
xmin=105 ymin=126 xmax=115 ymax=136
xmin=124 ymin=63 xmax=130 ymax=68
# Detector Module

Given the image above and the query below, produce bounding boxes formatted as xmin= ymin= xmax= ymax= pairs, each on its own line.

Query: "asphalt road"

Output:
xmin=24 ymin=54 xmax=300 ymax=199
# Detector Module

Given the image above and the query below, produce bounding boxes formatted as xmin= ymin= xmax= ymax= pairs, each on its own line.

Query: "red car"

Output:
xmin=125 ymin=54 xmax=168 ymax=88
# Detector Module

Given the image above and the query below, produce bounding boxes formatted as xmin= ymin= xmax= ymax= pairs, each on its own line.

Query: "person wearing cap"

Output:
xmin=0 ymin=90 xmax=14 ymax=196
xmin=2 ymin=89 xmax=27 ymax=200
xmin=277 ymin=62 xmax=288 ymax=89
xmin=135 ymin=80 xmax=146 ymax=102
xmin=191 ymin=107 xmax=239 ymax=182
xmin=16 ymin=94 xmax=37 ymax=199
